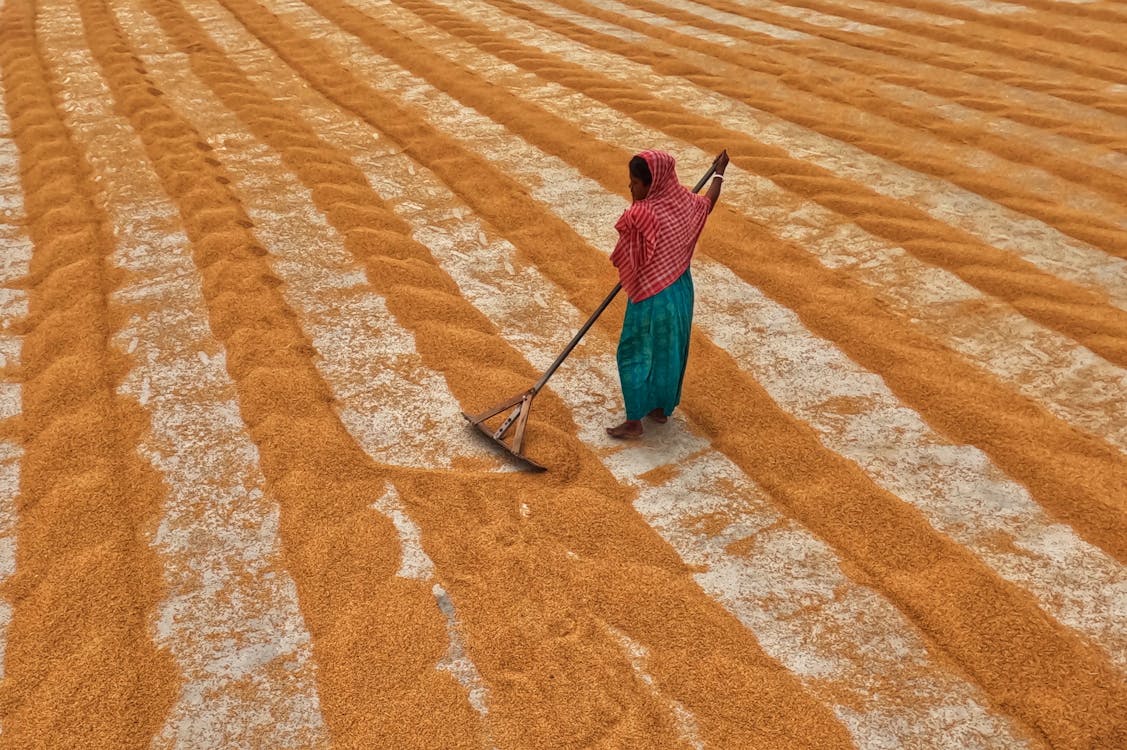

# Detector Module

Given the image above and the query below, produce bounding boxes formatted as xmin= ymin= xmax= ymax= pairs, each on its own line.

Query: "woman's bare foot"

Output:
xmin=606 ymin=420 xmax=644 ymax=439
xmin=647 ymin=408 xmax=668 ymax=424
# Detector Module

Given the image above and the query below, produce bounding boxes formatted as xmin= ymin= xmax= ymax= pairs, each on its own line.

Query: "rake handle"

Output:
xmin=532 ymin=283 xmax=622 ymax=394
xmin=530 ymin=161 xmax=718 ymax=395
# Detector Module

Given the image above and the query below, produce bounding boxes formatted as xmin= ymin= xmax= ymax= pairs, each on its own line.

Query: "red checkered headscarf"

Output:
xmin=610 ymin=150 xmax=711 ymax=303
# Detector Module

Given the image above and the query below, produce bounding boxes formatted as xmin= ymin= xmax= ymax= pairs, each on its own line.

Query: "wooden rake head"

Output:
xmin=461 ymin=388 xmax=545 ymax=472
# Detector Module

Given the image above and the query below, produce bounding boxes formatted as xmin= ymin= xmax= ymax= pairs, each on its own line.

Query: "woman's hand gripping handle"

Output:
xmin=706 ymin=149 xmax=729 ymax=211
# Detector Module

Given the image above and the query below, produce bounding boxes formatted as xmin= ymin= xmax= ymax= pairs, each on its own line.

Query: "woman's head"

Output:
xmin=629 ymin=155 xmax=652 ymax=202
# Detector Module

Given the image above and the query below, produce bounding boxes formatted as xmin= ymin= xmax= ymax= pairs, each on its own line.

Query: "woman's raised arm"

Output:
xmin=705 ymin=149 xmax=729 ymax=212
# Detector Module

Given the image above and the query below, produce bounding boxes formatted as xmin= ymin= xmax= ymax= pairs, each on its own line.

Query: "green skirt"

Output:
xmin=616 ymin=271 xmax=694 ymax=421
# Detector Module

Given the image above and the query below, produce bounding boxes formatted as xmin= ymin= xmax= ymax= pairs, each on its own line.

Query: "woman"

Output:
xmin=606 ymin=148 xmax=728 ymax=439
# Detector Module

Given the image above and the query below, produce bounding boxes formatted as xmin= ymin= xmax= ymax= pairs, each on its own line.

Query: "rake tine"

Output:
xmin=465 ymin=390 xmax=528 ymax=424
xmin=510 ymin=396 xmax=533 ymax=454
xmin=493 ymin=399 xmax=525 ymax=440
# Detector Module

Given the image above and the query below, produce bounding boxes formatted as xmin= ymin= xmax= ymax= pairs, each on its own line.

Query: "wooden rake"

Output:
xmin=462 ymin=162 xmax=717 ymax=471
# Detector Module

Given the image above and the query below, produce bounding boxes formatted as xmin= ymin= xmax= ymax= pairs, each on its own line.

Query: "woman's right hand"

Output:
xmin=713 ymin=149 xmax=730 ymax=175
